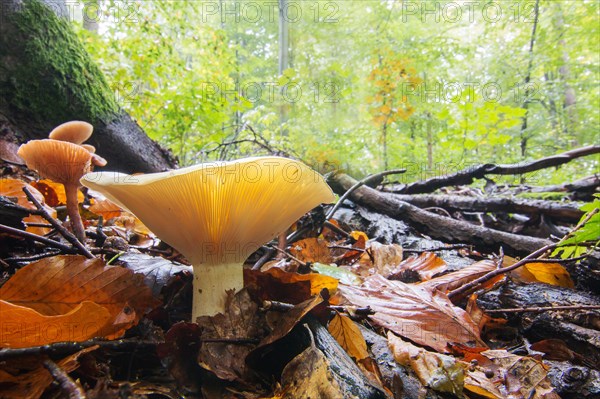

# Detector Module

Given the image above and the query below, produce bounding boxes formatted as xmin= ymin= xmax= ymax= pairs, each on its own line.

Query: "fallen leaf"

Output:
xmin=119 ymin=252 xmax=192 ymax=297
xmin=279 ymin=326 xmax=345 ymax=399
xmin=328 ymin=313 xmax=369 ymax=361
xmin=156 ymin=322 xmax=202 ymax=393
xmin=530 ymin=339 xmax=583 ymax=363
xmin=31 ymin=179 xmax=84 ymax=207
xmin=340 ymin=274 xmax=485 ymax=353
xmin=89 ymin=197 xmax=125 ymax=220
xmin=0 ymin=178 xmax=56 ymax=235
xmin=289 ymin=237 xmax=333 ymax=264
xmin=245 ymin=267 xmax=338 ymax=304
xmin=388 ymin=252 xmax=447 ymax=281
xmin=0 ymin=300 xmax=111 ymax=348
xmin=0 ymin=346 xmax=97 ymax=399
xmin=420 ymin=260 xmax=498 ymax=293
xmin=511 ymin=262 xmax=574 ymax=288
xmin=311 ymin=262 xmax=362 ymax=286
xmin=355 ymin=241 xmax=403 ymax=277
xmin=387 ymin=332 xmax=465 ymax=395
xmin=0 ymin=255 xmax=159 ymax=345
xmin=196 ymin=289 xmax=263 ymax=383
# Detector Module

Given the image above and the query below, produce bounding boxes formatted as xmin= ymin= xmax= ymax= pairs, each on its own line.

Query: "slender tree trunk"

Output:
xmin=519 ymin=0 xmax=540 ymax=160
xmin=0 ymin=0 xmax=176 ymax=173
xmin=278 ymin=0 xmax=289 ymax=136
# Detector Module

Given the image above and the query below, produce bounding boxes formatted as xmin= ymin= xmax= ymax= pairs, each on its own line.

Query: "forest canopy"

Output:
xmin=74 ymin=0 xmax=598 ymax=182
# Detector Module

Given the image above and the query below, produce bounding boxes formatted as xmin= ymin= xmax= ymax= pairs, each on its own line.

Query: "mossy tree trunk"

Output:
xmin=0 ymin=0 xmax=177 ymax=173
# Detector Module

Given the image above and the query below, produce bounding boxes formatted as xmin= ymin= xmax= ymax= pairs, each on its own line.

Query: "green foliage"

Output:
xmin=552 ymin=195 xmax=600 ymax=259
xmin=73 ymin=0 xmax=598 ymax=180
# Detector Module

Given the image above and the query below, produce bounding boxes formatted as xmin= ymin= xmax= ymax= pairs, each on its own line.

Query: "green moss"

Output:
xmin=516 ymin=192 xmax=568 ymax=201
xmin=4 ymin=0 xmax=118 ymax=125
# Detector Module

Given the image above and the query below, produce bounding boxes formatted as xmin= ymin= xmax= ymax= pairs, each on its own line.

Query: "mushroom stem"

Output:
xmin=192 ymin=263 xmax=244 ymax=320
xmin=64 ymin=184 xmax=85 ymax=243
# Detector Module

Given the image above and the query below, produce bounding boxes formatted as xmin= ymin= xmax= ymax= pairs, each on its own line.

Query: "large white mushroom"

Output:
xmin=81 ymin=157 xmax=335 ymax=320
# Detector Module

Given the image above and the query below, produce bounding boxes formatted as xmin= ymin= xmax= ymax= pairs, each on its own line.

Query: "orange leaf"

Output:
xmin=390 ymin=252 xmax=447 ymax=281
xmin=89 ymin=198 xmax=125 ymax=220
xmin=328 ymin=313 xmax=369 ymax=361
xmin=289 ymin=238 xmax=333 ymax=264
xmin=340 ymin=275 xmax=485 ymax=353
xmin=0 ymin=300 xmax=111 ymax=348
xmin=0 ymin=178 xmax=56 ymax=235
xmin=31 ymin=179 xmax=83 ymax=206
xmin=0 ymin=255 xmax=159 ymax=344
xmin=420 ymin=260 xmax=497 ymax=293
xmin=511 ymin=262 xmax=574 ymax=288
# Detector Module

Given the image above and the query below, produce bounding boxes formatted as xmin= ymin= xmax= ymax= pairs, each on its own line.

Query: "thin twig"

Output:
xmin=323 ymin=220 xmax=351 ymax=237
xmin=268 ymin=245 xmax=307 ymax=267
xmin=485 ymin=305 xmax=600 ymax=314
xmin=403 ymin=244 xmax=471 ymax=253
xmin=326 ymin=169 xmax=406 ymax=220
xmin=0 ymin=338 xmax=157 ymax=361
xmin=42 ymin=359 xmax=87 ymax=399
xmin=4 ymin=250 xmax=62 ymax=263
xmin=22 ymin=187 xmax=94 ymax=259
xmin=0 ymin=223 xmax=75 ymax=253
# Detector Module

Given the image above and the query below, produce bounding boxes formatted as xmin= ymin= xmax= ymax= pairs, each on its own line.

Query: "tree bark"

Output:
xmin=0 ymin=0 xmax=177 ymax=173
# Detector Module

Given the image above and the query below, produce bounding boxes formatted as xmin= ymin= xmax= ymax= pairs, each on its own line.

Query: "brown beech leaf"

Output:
xmin=389 ymin=252 xmax=447 ymax=281
xmin=464 ymin=350 xmax=560 ymax=399
xmin=289 ymin=237 xmax=333 ymax=264
xmin=387 ymin=332 xmax=465 ymax=396
xmin=0 ymin=255 xmax=159 ymax=345
xmin=339 ymin=274 xmax=485 ymax=353
xmin=0 ymin=178 xmax=56 ymax=235
xmin=196 ymin=289 xmax=263 ymax=383
xmin=328 ymin=313 xmax=369 ymax=361
xmin=420 ymin=260 xmax=498 ymax=293
xmin=0 ymin=346 xmax=97 ymax=399
xmin=354 ymin=241 xmax=403 ymax=277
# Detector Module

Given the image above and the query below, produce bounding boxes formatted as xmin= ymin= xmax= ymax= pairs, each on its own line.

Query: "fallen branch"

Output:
xmin=390 ymin=193 xmax=584 ymax=222
xmin=0 ymin=223 xmax=76 ymax=253
xmin=385 ymin=145 xmax=600 ymax=194
xmin=328 ymin=173 xmax=552 ymax=256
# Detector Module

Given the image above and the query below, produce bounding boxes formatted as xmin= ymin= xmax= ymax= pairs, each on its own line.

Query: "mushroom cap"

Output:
xmin=81 ymin=157 xmax=335 ymax=265
xmin=48 ymin=121 xmax=93 ymax=144
xmin=18 ymin=139 xmax=93 ymax=185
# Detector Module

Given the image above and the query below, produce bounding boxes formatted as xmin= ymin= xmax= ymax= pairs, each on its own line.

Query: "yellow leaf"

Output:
xmin=510 ymin=262 xmax=574 ymax=288
xmin=0 ymin=178 xmax=56 ymax=235
xmin=328 ymin=313 xmax=369 ymax=361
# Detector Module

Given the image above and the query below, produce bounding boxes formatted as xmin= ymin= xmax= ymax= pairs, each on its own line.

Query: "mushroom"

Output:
xmin=48 ymin=121 xmax=93 ymax=145
xmin=17 ymin=139 xmax=92 ymax=242
xmin=81 ymin=157 xmax=335 ymax=319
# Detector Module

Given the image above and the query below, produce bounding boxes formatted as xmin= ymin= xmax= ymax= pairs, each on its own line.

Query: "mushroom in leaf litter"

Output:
xmin=48 ymin=121 xmax=93 ymax=144
xmin=17 ymin=139 xmax=92 ymax=242
xmin=81 ymin=157 xmax=335 ymax=320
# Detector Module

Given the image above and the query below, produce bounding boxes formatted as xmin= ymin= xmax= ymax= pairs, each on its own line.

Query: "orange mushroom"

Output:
xmin=17 ymin=139 xmax=92 ymax=242
xmin=48 ymin=121 xmax=93 ymax=145
xmin=81 ymin=157 xmax=335 ymax=319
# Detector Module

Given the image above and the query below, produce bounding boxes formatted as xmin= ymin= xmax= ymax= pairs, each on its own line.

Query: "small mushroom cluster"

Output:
xmin=17 ymin=121 xmax=106 ymax=242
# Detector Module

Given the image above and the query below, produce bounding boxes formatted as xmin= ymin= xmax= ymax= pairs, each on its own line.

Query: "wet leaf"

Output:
xmin=289 ymin=237 xmax=333 ymax=264
xmin=31 ymin=179 xmax=83 ymax=207
xmin=0 ymin=300 xmax=111 ymax=348
xmin=511 ymin=262 xmax=574 ymax=288
xmin=311 ymin=262 xmax=362 ymax=286
xmin=388 ymin=332 xmax=465 ymax=395
xmin=196 ymin=289 xmax=263 ymax=383
xmin=355 ymin=241 xmax=403 ymax=277
xmin=89 ymin=197 xmax=124 ymax=220
xmin=340 ymin=275 xmax=485 ymax=352
xmin=0 ymin=178 xmax=56 ymax=235
xmin=389 ymin=252 xmax=447 ymax=281
xmin=420 ymin=260 xmax=497 ymax=293
xmin=119 ymin=252 xmax=192 ymax=297
xmin=0 ymin=255 xmax=159 ymax=345
xmin=328 ymin=313 xmax=369 ymax=361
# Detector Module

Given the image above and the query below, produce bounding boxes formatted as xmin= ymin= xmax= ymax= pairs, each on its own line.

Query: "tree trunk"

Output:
xmin=0 ymin=0 xmax=177 ymax=173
